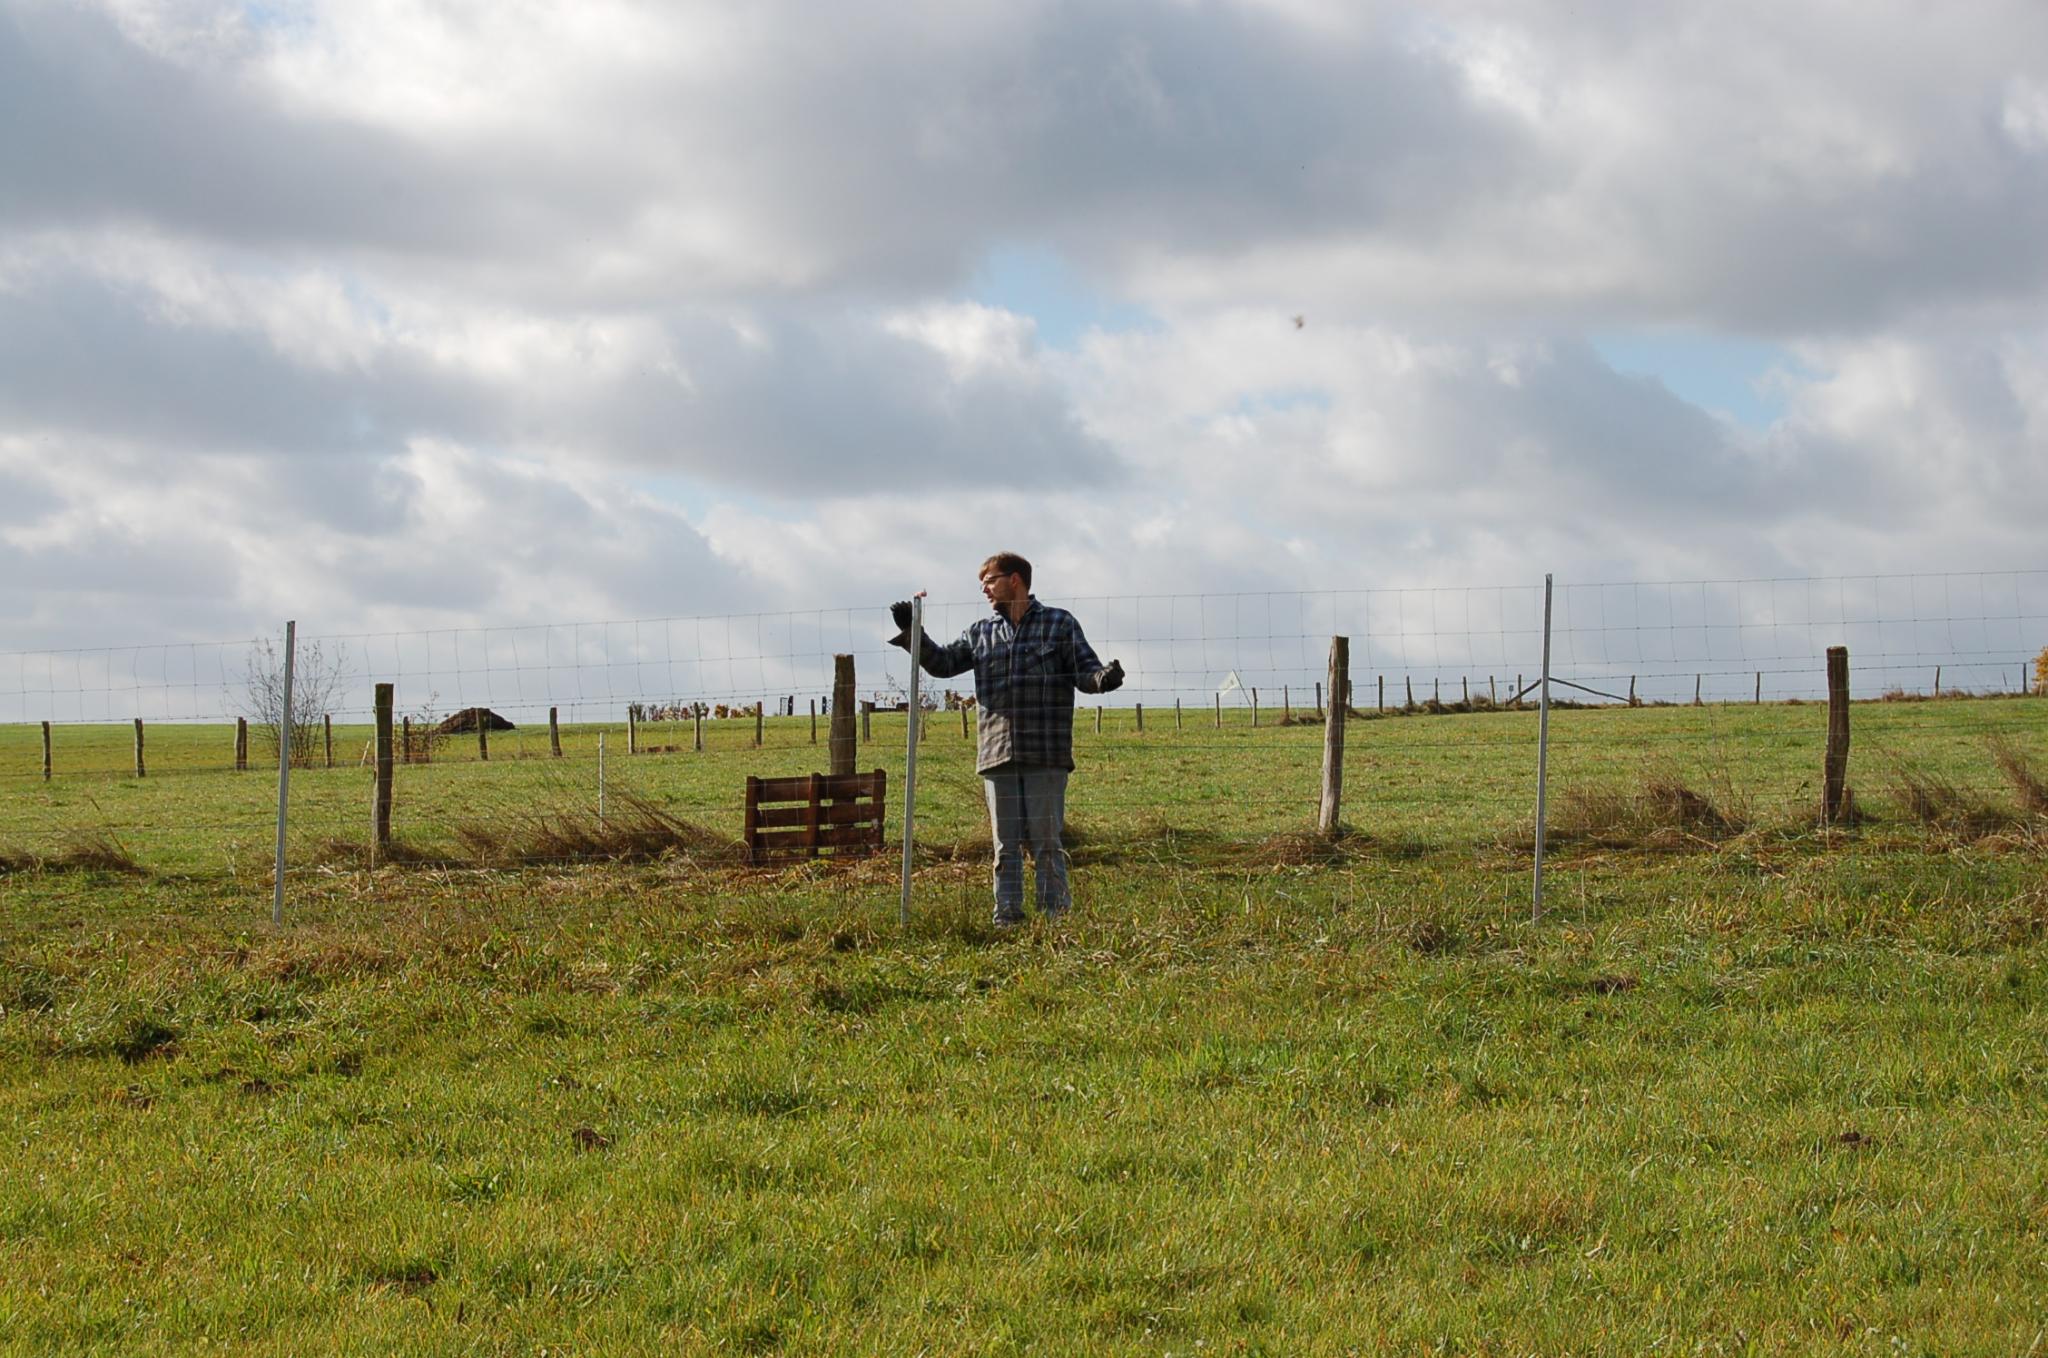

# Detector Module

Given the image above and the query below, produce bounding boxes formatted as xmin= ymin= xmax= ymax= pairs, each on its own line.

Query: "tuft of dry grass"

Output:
xmin=1987 ymin=735 xmax=2048 ymax=817
xmin=1541 ymin=771 xmax=1748 ymax=850
xmin=450 ymin=792 xmax=740 ymax=867
xmin=1883 ymin=759 xmax=2011 ymax=836
xmin=0 ymin=830 xmax=143 ymax=876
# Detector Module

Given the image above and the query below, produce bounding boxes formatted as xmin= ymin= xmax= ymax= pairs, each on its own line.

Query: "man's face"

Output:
xmin=980 ymin=567 xmax=1026 ymax=609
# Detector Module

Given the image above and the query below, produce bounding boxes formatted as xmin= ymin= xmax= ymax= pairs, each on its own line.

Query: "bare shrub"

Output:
xmin=1987 ymin=736 xmax=2048 ymax=817
xmin=237 ymin=636 xmax=351 ymax=768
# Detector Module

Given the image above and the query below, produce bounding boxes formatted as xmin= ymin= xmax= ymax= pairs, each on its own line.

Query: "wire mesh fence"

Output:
xmin=3 ymin=571 xmax=2045 ymax=897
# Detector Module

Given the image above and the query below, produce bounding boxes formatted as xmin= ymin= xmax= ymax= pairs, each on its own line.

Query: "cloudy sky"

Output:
xmin=3 ymin=0 xmax=2046 ymax=659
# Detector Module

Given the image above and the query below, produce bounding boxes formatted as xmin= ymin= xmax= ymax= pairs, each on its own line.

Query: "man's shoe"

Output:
xmin=992 ymin=914 xmax=1026 ymax=930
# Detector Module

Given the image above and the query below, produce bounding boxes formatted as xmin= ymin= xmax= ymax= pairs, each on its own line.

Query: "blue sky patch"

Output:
xmin=969 ymin=245 xmax=1156 ymax=350
xmin=1591 ymin=330 xmax=1809 ymax=429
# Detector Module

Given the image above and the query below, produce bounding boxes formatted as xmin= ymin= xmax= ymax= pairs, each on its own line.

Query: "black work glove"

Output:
xmin=1100 ymin=659 xmax=1125 ymax=692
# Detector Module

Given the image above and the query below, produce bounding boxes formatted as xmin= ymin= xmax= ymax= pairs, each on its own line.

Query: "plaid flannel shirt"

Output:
xmin=896 ymin=598 xmax=1113 ymax=773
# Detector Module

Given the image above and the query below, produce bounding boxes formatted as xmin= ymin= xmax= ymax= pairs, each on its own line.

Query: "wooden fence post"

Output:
xmin=478 ymin=717 xmax=489 ymax=763
xmin=1136 ymin=703 xmax=1144 ymax=733
xmin=42 ymin=721 xmax=52 ymax=780
xmin=133 ymin=718 xmax=145 ymax=779
xmin=627 ymin=708 xmax=638 ymax=755
xmin=1319 ymin=636 xmax=1349 ymax=835
xmin=1489 ymin=675 xmax=1497 ymax=704
xmin=830 ymin=657 xmax=856 ymax=775
xmin=549 ymin=707 xmax=562 ymax=757
xmin=1095 ymin=706 xmax=1102 ymax=734
xmin=811 ymin=699 xmax=818 ymax=744
xmin=373 ymin=684 xmax=394 ymax=855
xmin=755 ymin=703 xmax=764 ymax=748
xmin=1282 ymin=686 xmax=1291 ymax=721
xmin=1251 ymin=689 xmax=1260 ymax=728
xmin=1214 ymin=693 xmax=1221 ymax=728
xmin=1934 ymin=665 xmax=1942 ymax=698
xmin=324 ymin=714 xmax=334 ymax=768
xmin=1822 ymin=647 xmax=1851 ymax=825
xmin=960 ymin=703 xmax=969 ymax=739
xmin=1514 ymin=674 xmax=1522 ymax=711
xmin=402 ymin=716 xmax=413 ymax=764
xmin=1405 ymin=676 xmax=1414 ymax=709
xmin=1315 ymin=682 xmax=1324 ymax=719
xmin=235 ymin=717 xmax=248 ymax=772
xmin=1695 ymin=674 xmax=1702 ymax=706
xmin=1175 ymin=698 xmax=1182 ymax=729
xmin=1628 ymin=676 xmax=1637 ymax=707
xmin=1755 ymin=671 xmax=1763 ymax=704
xmin=1379 ymin=675 xmax=1385 ymax=712
xmin=862 ymin=701 xmax=873 ymax=743
xmin=1462 ymin=676 xmax=1469 ymax=704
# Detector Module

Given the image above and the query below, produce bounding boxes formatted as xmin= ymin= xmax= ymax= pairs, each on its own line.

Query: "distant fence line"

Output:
xmin=4 ymin=571 xmax=2044 ymax=729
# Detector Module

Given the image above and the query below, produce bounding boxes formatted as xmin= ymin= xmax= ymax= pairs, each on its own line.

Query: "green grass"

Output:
xmin=1 ymin=699 xmax=2045 ymax=1353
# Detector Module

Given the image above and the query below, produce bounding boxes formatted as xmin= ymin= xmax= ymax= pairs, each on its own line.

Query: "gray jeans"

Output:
xmin=982 ymin=764 xmax=1070 ymax=921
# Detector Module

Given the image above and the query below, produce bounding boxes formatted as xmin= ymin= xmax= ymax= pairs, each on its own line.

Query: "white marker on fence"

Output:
xmin=901 ymin=593 xmax=925 ymax=927
xmin=273 ymin=619 xmax=296 ymax=928
xmin=1533 ymin=573 xmax=1553 ymax=923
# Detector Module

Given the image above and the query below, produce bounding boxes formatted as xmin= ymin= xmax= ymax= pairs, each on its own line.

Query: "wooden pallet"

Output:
xmin=743 ymin=769 xmax=887 ymax=863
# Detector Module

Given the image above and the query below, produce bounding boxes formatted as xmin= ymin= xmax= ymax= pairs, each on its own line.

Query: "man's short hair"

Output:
xmin=980 ymin=552 xmax=1032 ymax=590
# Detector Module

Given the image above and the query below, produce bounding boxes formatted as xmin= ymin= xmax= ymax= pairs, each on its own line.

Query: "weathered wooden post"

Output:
xmin=830 ymin=656 xmax=856 ymax=776
xmin=1251 ymin=688 xmax=1260 ymax=727
xmin=549 ymin=707 xmax=562 ymax=757
xmin=1490 ymin=675 xmax=1498 ymax=705
xmin=1214 ymin=693 xmax=1221 ymax=728
xmin=694 ymin=705 xmax=704 ymax=753
xmin=810 ymin=699 xmax=818 ymax=744
xmin=373 ymin=683 xmax=393 ymax=856
xmin=1628 ymin=676 xmax=1637 ymax=707
xmin=477 ymin=715 xmax=489 ymax=762
xmin=1094 ymin=706 xmax=1102 ymax=734
xmin=1822 ymin=647 xmax=1851 ymax=825
xmin=133 ymin=718 xmax=145 ymax=779
xmin=1135 ymin=703 xmax=1144 ymax=733
xmin=1755 ymin=671 xmax=1763 ymax=704
xmin=960 ymin=703 xmax=969 ymax=739
xmin=1934 ymin=665 xmax=1942 ymax=698
xmin=41 ymin=721 xmax=52 ymax=780
xmin=324 ymin=714 xmax=334 ymax=768
xmin=862 ymin=701 xmax=873 ymax=743
xmin=235 ymin=717 xmax=248 ymax=772
xmin=1379 ymin=675 xmax=1385 ymax=712
xmin=1315 ymin=681 xmax=1324 ymax=719
xmin=1282 ymin=686 xmax=1291 ymax=721
xmin=1514 ymin=674 xmax=1522 ymax=710
xmin=1175 ymin=698 xmax=1182 ymax=729
xmin=1405 ymin=676 xmax=1415 ymax=709
xmin=402 ymin=716 xmax=414 ymax=764
xmin=1695 ymin=674 xmax=1702 ymax=706
xmin=1462 ymin=676 xmax=1469 ymax=704
xmin=627 ymin=708 xmax=638 ymax=755
xmin=1319 ymin=636 xmax=1349 ymax=835
xmin=754 ymin=702 xmax=764 ymax=748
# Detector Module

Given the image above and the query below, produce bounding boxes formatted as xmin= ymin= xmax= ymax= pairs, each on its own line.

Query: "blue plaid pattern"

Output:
xmin=897 ymin=598 xmax=1113 ymax=773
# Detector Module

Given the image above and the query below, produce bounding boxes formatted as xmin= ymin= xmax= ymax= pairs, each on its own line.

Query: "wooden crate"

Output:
xmin=744 ymin=769 xmax=887 ymax=863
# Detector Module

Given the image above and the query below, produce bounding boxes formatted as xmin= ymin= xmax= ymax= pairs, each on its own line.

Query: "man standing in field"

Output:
xmin=891 ymin=553 xmax=1123 ymax=926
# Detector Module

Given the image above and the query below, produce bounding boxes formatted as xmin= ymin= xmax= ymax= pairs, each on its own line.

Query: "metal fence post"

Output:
xmin=273 ymin=620 xmax=295 ymax=927
xmin=901 ymin=594 xmax=925 ymax=927
xmin=1533 ymin=574 xmax=1553 ymax=923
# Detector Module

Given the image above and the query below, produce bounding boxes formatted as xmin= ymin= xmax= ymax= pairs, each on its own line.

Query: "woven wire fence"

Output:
xmin=3 ymin=571 xmax=2045 ymax=893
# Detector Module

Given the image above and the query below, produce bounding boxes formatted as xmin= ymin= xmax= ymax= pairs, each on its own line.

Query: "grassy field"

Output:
xmin=1 ymin=699 xmax=2045 ymax=1353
